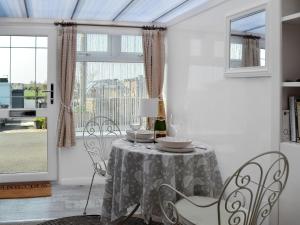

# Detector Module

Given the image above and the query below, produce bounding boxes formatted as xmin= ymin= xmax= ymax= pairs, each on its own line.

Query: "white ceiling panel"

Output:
xmin=117 ymin=0 xmax=185 ymax=22
xmin=74 ymin=0 xmax=133 ymax=20
xmin=27 ymin=0 xmax=78 ymax=19
xmin=0 ymin=0 xmax=216 ymax=25
xmin=0 ymin=0 xmax=27 ymax=18
xmin=155 ymin=0 xmax=209 ymax=23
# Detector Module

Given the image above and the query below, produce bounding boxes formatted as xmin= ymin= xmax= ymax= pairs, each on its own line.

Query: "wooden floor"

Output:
xmin=0 ymin=184 xmax=104 ymax=225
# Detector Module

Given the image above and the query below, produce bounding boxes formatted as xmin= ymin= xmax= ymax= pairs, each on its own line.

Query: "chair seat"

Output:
xmin=175 ymin=196 xmax=246 ymax=225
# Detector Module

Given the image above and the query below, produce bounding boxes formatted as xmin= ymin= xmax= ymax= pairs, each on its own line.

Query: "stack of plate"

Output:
xmin=156 ymin=137 xmax=194 ymax=153
xmin=126 ymin=130 xmax=154 ymax=143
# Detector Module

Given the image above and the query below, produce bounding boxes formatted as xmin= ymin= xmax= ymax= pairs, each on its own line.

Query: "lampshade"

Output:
xmin=139 ymin=98 xmax=158 ymax=117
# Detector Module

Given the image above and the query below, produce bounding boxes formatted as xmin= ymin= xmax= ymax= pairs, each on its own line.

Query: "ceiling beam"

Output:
xmin=71 ymin=0 xmax=80 ymax=20
xmin=23 ymin=0 xmax=29 ymax=18
xmin=152 ymin=0 xmax=190 ymax=23
xmin=112 ymin=0 xmax=136 ymax=21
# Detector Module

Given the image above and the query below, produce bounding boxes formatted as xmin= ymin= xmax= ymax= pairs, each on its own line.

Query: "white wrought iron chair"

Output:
xmin=159 ymin=151 xmax=289 ymax=225
xmin=82 ymin=116 xmax=121 ymax=215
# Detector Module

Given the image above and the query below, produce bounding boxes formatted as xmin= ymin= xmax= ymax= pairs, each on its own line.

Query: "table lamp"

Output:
xmin=139 ymin=98 xmax=159 ymax=139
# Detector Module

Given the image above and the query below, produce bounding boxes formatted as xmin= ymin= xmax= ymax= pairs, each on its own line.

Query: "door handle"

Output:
xmin=42 ymin=83 xmax=54 ymax=104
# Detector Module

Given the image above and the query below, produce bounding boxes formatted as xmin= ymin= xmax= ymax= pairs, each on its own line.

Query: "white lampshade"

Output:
xmin=139 ymin=98 xmax=159 ymax=117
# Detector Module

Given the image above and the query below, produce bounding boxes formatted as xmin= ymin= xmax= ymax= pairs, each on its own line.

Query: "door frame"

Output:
xmin=0 ymin=23 xmax=58 ymax=183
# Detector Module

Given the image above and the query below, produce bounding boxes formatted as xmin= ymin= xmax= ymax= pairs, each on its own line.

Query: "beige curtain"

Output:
xmin=242 ymin=36 xmax=260 ymax=67
xmin=57 ymin=25 xmax=77 ymax=148
xmin=142 ymin=29 xmax=166 ymax=123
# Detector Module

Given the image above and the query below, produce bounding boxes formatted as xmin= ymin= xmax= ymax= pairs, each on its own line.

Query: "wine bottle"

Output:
xmin=154 ymin=117 xmax=167 ymax=138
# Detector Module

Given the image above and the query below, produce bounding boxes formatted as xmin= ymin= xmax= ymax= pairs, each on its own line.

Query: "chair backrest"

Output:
xmin=217 ymin=151 xmax=289 ymax=225
xmin=83 ymin=116 xmax=121 ymax=176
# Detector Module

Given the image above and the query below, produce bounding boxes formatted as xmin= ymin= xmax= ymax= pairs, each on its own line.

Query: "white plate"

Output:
xmin=156 ymin=144 xmax=195 ymax=153
xmin=156 ymin=137 xmax=192 ymax=149
xmin=125 ymin=135 xmax=154 ymax=143
xmin=126 ymin=130 xmax=154 ymax=140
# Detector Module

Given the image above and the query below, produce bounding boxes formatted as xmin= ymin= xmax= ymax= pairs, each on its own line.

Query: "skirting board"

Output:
xmin=58 ymin=176 xmax=106 ymax=185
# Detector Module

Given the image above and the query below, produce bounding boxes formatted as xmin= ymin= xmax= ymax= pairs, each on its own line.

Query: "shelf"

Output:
xmin=282 ymin=12 xmax=300 ymax=23
xmin=282 ymin=82 xmax=300 ymax=87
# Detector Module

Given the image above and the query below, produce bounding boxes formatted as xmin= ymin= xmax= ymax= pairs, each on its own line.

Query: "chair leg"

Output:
xmin=118 ymin=203 xmax=140 ymax=225
xmin=83 ymin=170 xmax=96 ymax=215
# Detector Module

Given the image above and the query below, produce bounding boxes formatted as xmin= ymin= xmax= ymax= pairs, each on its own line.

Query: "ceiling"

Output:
xmin=0 ymin=0 xmax=210 ymax=24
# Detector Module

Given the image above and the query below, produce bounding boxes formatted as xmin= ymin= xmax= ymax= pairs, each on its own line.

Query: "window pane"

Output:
xmin=36 ymin=49 xmax=48 ymax=108
xmin=0 ymin=35 xmax=48 ymax=109
xmin=11 ymin=36 xmax=36 ymax=48
xmin=86 ymin=34 xmax=108 ymax=52
xmin=260 ymin=49 xmax=266 ymax=67
xmin=121 ymin=35 xmax=143 ymax=53
xmin=74 ymin=62 xmax=146 ymax=132
xmin=11 ymin=48 xmax=35 ymax=108
xmin=0 ymin=48 xmax=10 ymax=108
xmin=230 ymin=43 xmax=242 ymax=60
xmin=0 ymin=48 xmax=10 ymax=80
xmin=36 ymin=37 xmax=48 ymax=48
xmin=0 ymin=36 xmax=10 ymax=47
xmin=77 ymin=33 xmax=85 ymax=51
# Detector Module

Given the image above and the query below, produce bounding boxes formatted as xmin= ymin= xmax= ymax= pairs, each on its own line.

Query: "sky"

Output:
xmin=0 ymin=36 xmax=47 ymax=84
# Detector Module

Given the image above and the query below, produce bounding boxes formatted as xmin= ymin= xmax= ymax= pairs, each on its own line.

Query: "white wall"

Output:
xmin=58 ymin=137 xmax=118 ymax=185
xmin=166 ymin=0 xmax=283 ymax=224
xmin=167 ymin=0 xmax=275 ymax=179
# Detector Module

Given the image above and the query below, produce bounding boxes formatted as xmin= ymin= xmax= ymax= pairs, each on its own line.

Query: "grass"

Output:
xmin=24 ymin=89 xmax=46 ymax=99
xmin=0 ymin=129 xmax=47 ymax=174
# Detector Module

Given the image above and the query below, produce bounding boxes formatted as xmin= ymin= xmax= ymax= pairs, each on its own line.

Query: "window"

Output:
xmin=74 ymin=33 xmax=146 ymax=133
xmin=230 ymin=43 xmax=242 ymax=60
xmin=260 ymin=48 xmax=266 ymax=67
xmin=0 ymin=36 xmax=48 ymax=109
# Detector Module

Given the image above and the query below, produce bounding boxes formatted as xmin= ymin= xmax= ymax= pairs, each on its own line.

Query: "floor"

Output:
xmin=0 ymin=120 xmax=47 ymax=173
xmin=0 ymin=184 xmax=104 ymax=225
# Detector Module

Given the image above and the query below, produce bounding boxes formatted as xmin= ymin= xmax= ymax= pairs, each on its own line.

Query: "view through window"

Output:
xmin=0 ymin=35 xmax=48 ymax=174
xmin=0 ymin=36 xmax=48 ymax=109
xmin=74 ymin=33 xmax=146 ymax=133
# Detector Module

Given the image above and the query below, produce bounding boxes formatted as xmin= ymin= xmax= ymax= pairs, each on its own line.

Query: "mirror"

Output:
xmin=229 ymin=9 xmax=266 ymax=69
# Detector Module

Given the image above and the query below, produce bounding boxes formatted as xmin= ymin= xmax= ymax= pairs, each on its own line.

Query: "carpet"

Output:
xmin=38 ymin=215 xmax=163 ymax=225
xmin=0 ymin=181 xmax=51 ymax=199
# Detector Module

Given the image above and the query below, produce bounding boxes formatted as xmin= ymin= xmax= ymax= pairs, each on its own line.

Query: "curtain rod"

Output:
xmin=54 ymin=21 xmax=167 ymax=30
xmin=231 ymin=34 xmax=262 ymax=39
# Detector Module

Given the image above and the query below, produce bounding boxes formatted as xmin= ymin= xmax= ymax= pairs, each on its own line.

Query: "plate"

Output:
xmin=156 ymin=137 xmax=192 ymax=149
xmin=126 ymin=130 xmax=154 ymax=140
xmin=125 ymin=135 xmax=154 ymax=143
xmin=156 ymin=144 xmax=195 ymax=153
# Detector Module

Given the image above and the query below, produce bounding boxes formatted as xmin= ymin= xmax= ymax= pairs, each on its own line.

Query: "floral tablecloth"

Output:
xmin=100 ymin=139 xmax=223 ymax=224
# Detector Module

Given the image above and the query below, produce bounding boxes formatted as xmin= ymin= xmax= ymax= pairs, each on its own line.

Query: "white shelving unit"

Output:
xmin=282 ymin=12 xmax=300 ymax=23
xmin=279 ymin=1 xmax=300 ymax=225
xmin=282 ymin=82 xmax=300 ymax=87
xmin=281 ymin=0 xmax=300 ymax=147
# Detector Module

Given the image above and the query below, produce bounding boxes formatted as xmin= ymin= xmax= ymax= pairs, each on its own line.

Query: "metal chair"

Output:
xmin=159 ymin=151 xmax=289 ymax=225
xmin=82 ymin=116 xmax=121 ymax=215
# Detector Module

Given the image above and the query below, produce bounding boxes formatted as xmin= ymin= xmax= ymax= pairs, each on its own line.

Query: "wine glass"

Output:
xmin=129 ymin=115 xmax=141 ymax=146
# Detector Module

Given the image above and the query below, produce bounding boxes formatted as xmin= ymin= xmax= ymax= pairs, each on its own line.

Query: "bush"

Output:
xmin=34 ymin=117 xmax=47 ymax=129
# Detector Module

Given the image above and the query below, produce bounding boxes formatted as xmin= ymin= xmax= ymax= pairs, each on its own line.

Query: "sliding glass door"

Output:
xmin=0 ymin=27 xmax=58 ymax=183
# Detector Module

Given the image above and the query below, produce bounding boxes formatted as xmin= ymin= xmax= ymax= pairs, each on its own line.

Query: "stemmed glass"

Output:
xmin=129 ymin=115 xmax=141 ymax=146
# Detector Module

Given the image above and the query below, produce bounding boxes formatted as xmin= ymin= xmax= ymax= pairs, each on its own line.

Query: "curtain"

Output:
xmin=242 ymin=36 xmax=260 ymax=67
xmin=142 ymin=29 xmax=166 ymax=126
xmin=57 ymin=25 xmax=77 ymax=148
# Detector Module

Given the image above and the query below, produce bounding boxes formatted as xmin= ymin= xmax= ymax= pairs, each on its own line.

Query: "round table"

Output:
xmin=100 ymin=139 xmax=223 ymax=224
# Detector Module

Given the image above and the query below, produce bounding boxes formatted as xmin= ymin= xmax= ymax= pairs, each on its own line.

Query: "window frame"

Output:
xmin=76 ymin=27 xmax=143 ymax=63
xmin=74 ymin=28 xmax=146 ymax=136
